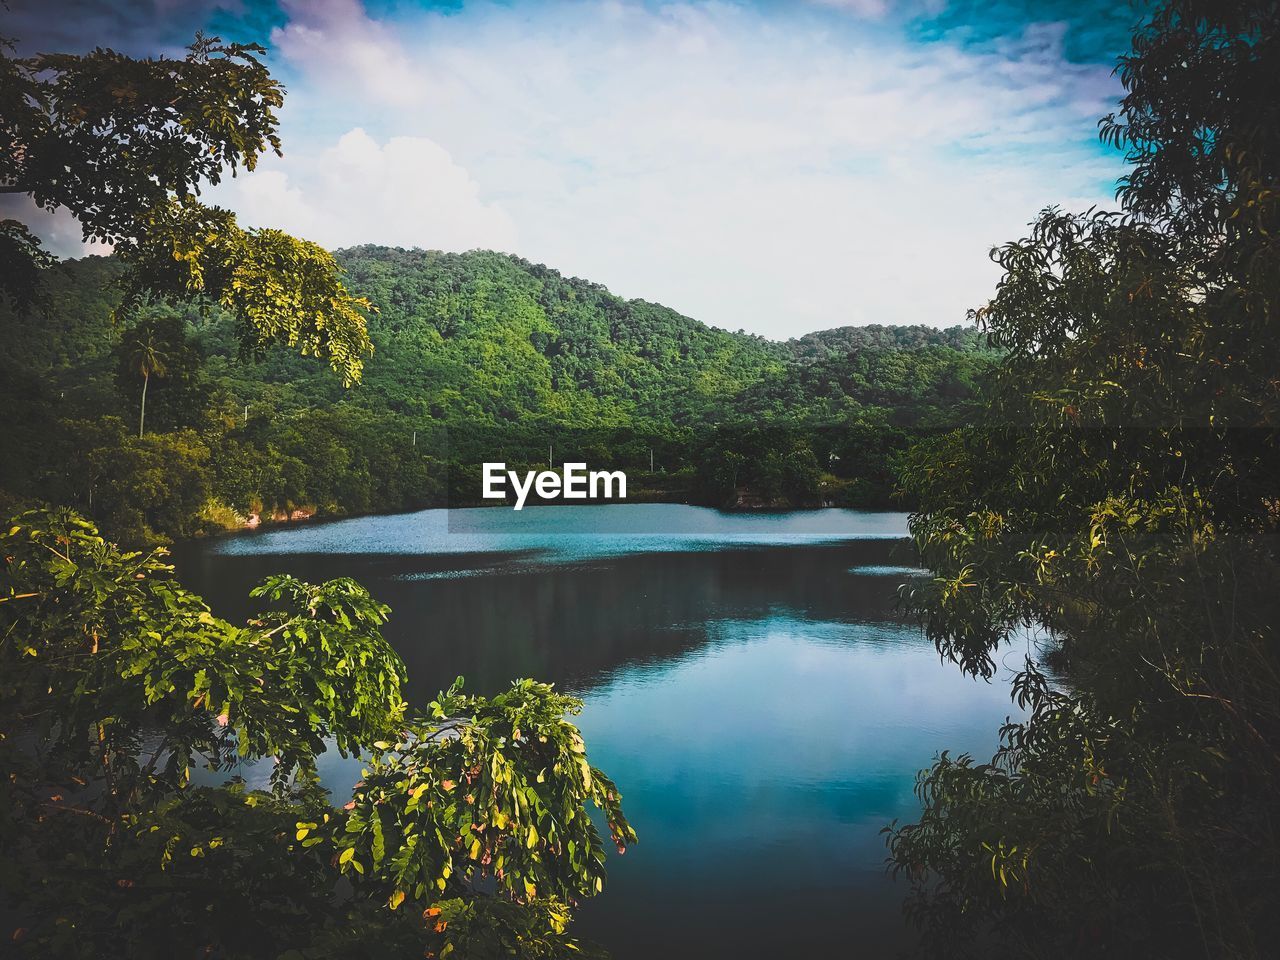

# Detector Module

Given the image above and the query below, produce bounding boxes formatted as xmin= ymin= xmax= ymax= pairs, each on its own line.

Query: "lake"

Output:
xmin=171 ymin=504 xmax=1025 ymax=959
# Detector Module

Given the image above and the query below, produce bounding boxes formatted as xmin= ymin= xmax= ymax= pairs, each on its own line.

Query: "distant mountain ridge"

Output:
xmin=330 ymin=246 xmax=784 ymax=427
xmin=337 ymin=245 xmax=983 ymax=360
xmin=1 ymin=246 xmax=996 ymax=539
xmin=783 ymin=324 xmax=988 ymax=363
xmin=322 ymin=246 xmax=989 ymax=426
xmin=2 ymin=245 xmax=995 ymax=439
xmin=5 ymin=247 xmax=987 ymax=388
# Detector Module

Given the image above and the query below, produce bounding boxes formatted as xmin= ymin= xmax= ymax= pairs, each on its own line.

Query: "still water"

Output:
xmin=171 ymin=504 xmax=1026 ymax=959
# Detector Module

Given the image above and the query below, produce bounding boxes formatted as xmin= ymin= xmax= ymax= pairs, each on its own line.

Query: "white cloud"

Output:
xmin=0 ymin=195 xmax=112 ymax=260
xmin=240 ymin=0 xmax=1125 ymax=336
xmin=807 ymin=0 xmax=893 ymax=19
xmin=211 ymin=128 xmax=518 ymax=253
xmin=11 ymin=0 xmax=1128 ymax=338
xmin=269 ymin=0 xmax=425 ymax=106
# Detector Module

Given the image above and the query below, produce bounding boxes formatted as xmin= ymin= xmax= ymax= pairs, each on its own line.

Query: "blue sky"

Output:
xmin=5 ymin=0 xmax=1148 ymax=337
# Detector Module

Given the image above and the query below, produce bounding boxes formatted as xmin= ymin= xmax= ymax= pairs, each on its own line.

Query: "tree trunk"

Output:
xmin=139 ymin=371 xmax=149 ymax=438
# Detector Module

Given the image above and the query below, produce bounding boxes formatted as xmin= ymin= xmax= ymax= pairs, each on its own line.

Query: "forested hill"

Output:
xmin=0 ymin=247 xmax=997 ymax=542
xmin=333 ymin=246 xmax=783 ymax=427
xmin=784 ymin=324 xmax=988 ymax=362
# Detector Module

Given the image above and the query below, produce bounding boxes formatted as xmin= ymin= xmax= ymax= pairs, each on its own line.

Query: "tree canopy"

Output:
xmin=0 ymin=246 xmax=994 ymax=541
xmin=0 ymin=28 xmax=634 ymax=959
xmin=887 ymin=1 xmax=1280 ymax=955
xmin=1 ymin=508 xmax=634 ymax=958
xmin=0 ymin=33 xmax=372 ymax=383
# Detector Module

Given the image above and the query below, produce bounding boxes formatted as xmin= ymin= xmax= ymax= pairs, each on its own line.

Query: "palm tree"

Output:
xmin=121 ymin=327 xmax=168 ymax=437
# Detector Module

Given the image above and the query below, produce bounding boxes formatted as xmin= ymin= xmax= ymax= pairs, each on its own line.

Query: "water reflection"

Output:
xmin=571 ymin=618 xmax=1020 ymax=958
xmin=171 ymin=507 xmax=1024 ymax=960
xmin=175 ymin=537 xmax=924 ymax=698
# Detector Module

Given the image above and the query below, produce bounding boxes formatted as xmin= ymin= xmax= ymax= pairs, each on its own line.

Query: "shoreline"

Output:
xmin=191 ymin=473 xmax=906 ymax=540
xmin=186 ymin=497 xmax=909 ymax=545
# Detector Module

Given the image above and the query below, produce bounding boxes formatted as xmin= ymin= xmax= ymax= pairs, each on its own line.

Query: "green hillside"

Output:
xmin=340 ymin=247 xmax=785 ymax=426
xmin=0 ymin=247 xmax=995 ymax=542
xmin=783 ymin=324 xmax=988 ymax=362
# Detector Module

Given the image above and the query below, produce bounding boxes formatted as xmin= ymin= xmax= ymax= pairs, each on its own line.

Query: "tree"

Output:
xmin=116 ymin=314 xmax=209 ymax=437
xmin=120 ymin=324 xmax=167 ymax=437
xmin=0 ymin=27 xmax=636 ymax=957
xmin=0 ymin=508 xmax=634 ymax=958
xmin=0 ymin=33 xmax=372 ymax=383
xmin=0 ymin=219 xmax=53 ymax=309
xmin=886 ymin=1 xmax=1280 ymax=956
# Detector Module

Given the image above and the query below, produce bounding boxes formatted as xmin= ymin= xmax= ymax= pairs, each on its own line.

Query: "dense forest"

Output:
xmin=885 ymin=1 xmax=1280 ymax=956
xmin=4 ymin=1 xmax=1279 ymax=957
xmin=0 ymin=248 xmax=995 ymax=544
xmin=0 ymin=32 xmax=642 ymax=960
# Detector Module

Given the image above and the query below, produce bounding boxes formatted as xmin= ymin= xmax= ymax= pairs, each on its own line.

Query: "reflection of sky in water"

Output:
xmin=177 ymin=506 xmax=1037 ymax=959
xmin=573 ymin=616 xmax=1028 ymax=957
xmin=847 ymin=564 xmax=929 ymax=576
xmin=196 ymin=613 xmax=1029 ymax=959
xmin=208 ymin=504 xmax=910 ymax=568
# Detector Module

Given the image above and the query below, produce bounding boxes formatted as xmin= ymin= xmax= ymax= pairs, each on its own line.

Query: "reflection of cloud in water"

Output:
xmin=846 ymin=565 xmax=929 ymax=576
xmin=394 ymin=567 xmax=513 ymax=581
xmin=570 ymin=614 xmax=1029 ymax=958
xmin=206 ymin=504 xmax=911 ymax=567
xmin=174 ymin=535 xmax=925 ymax=700
xmin=168 ymin=507 xmax=1026 ymax=960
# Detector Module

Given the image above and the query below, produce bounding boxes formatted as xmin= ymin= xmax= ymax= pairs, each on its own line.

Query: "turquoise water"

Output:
xmin=172 ymin=505 xmax=1027 ymax=958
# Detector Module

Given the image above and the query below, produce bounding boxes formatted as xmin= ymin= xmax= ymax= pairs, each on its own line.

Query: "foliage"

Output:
xmin=333 ymin=678 xmax=636 ymax=908
xmin=693 ymin=424 xmax=824 ymax=507
xmin=0 ymin=217 xmax=53 ymax=308
xmin=0 ymin=32 xmax=372 ymax=382
xmin=783 ymin=323 xmax=989 ymax=363
xmin=116 ymin=313 xmax=211 ymax=436
xmin=0 ymin=33 xmax=280 ymax=242
xmin=886 ymin=1 xmax=1280 ymax=956
xmin=333 ymin=246 xmax=785 ymax=427
xmin=0 ymin=248 xmax=994 ymax=540
xmin=84 ymin=425 xmax=216 ymax=543
xmin=0 ymin=507 xmax=631 ymax=958
xmin=121 ymin=200 xmax=375 ymax=384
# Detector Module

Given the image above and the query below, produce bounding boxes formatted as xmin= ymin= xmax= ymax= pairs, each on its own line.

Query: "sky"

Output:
xmin=4 ymin=0 xmax=1147 ymax=338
